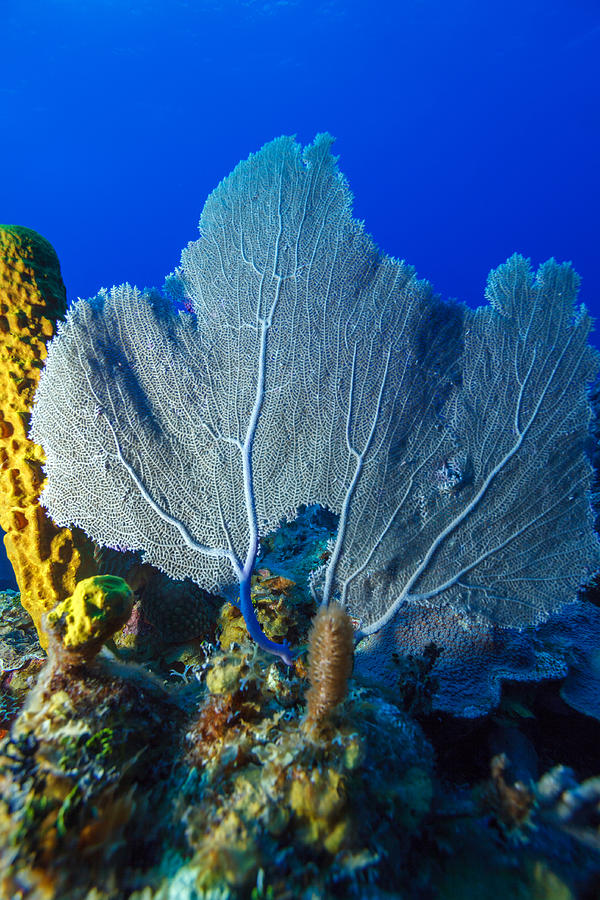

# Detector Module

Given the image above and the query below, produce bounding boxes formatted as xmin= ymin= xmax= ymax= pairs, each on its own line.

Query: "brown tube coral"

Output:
xmin=304 ymin=602 xmax=355 ymax=729
xmin=0 ymin=225 xmax=97 ymax=646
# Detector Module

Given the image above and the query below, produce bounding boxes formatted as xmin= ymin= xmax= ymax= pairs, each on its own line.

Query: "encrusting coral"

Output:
xmin=0 ymin=225 xmax=97 ymax=645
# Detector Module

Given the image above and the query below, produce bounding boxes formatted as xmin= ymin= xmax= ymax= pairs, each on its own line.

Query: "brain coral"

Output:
xmin=0 ymin=225 xmax=97 ymax=646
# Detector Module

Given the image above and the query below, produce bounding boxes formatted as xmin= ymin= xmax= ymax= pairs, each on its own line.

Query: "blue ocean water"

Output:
xmin=1 ymin=0 xmax=599 ymax=589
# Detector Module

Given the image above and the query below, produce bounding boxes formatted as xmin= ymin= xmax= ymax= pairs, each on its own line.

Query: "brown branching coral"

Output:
xmin=303 ymin=602 xmax=355 ymax=729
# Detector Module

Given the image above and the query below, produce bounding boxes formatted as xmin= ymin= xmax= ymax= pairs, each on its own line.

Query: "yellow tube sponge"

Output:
xmin=46 ymin=575 xmax=134 ymax=660
xmin=0 ymin=225 xmax=97 ymax=646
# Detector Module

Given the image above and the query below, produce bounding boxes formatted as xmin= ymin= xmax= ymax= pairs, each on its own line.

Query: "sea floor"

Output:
xmin=1 ymin=581 xmax=600 ymax=900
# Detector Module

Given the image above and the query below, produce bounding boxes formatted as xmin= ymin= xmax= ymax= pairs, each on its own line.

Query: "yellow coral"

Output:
xmin=0 ymin=226 xmax=97 ymax=646
xmin=46 ymin=575 xmax=134 ymax=657
xmin=289 ymin=766 xmax=351 ymax=852
xmin=205 ymin=652 xmax=247 ymax=695
xmin=192 ymin=810 xmax=261 ymax=890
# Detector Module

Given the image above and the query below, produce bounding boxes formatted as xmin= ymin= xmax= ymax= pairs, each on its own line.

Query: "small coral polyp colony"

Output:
xmin=1 ymin=205 xmax=600 ymax=899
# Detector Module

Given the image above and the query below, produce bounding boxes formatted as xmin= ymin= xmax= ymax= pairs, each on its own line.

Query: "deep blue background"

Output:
xmin=1 ymin=0 xmax=599 ymax=589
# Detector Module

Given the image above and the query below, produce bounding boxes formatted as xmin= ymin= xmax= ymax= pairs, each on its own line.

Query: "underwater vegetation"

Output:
xmin=1 ymin=136 xmax=600 ymax=898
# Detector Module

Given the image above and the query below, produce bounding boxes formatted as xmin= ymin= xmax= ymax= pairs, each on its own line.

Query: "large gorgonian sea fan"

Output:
xmin=30 ymin=134 xmax=600 ymax=664
xmin=340 ymin=254 xmax=600 ymax=637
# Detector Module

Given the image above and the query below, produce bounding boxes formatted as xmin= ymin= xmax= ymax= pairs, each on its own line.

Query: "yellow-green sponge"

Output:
xmin=47 ymin=575 xmax=134 ymax=658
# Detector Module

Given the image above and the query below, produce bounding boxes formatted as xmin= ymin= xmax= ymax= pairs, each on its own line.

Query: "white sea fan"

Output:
xmin=30 ymin=135 xmax=600 ymax=658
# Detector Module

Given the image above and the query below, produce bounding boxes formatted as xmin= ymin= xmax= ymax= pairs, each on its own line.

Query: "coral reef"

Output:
xmin=1 ymin=568 xmax=600 ymax=898
xmin=106 ymin=555 xmax=220 ymax=649
xmin=90 ymin=548 xmax=222 ymax=657
xmin=355 ymin=596 xmax=600 ymax=722
xmin=217 ymin=566 xmax=313 ymax=662
xmin=0 ymin=590 xmax=44 ymax=737
xmin=2 ymin=209 xmax=599 ymax=899
xmin=0 ymin=225 xmax=97 ymax=645
xmin=178 ymin=678 xmax=433 ymax=897
xmin=0 ymin=609 xmax=182 ymax=900
xmin=0 ymin=570 xmax=437 ymax=900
